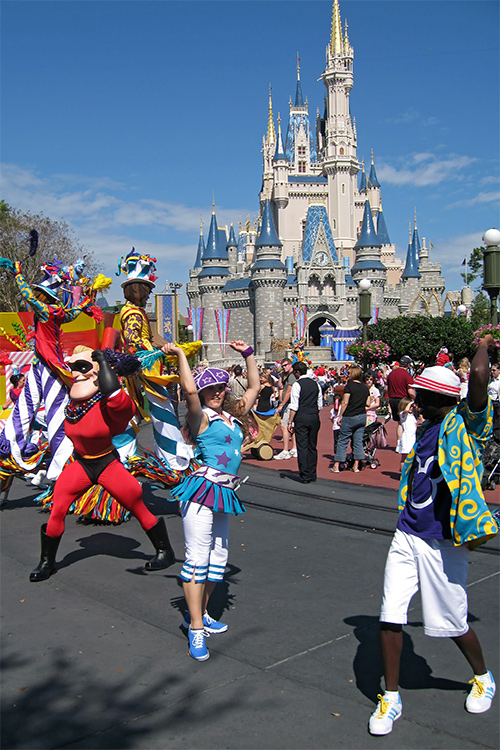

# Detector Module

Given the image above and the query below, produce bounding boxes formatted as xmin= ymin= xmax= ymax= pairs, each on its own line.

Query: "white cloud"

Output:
xmin=377 ymin=153 xmax=476 ymax=187
xmin=446 ymin=191 xmax=500 ymax=209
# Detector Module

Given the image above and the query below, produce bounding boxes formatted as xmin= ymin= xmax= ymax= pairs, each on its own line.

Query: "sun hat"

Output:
xmin=194 ymin=368 xmax=229 ymax=393
xmin=413 ymin=366 xmax=461 ymax=397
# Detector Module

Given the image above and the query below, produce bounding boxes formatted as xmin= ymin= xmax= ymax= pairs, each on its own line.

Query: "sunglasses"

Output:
xmin=69 ymin=359 xmax=94 ymax=374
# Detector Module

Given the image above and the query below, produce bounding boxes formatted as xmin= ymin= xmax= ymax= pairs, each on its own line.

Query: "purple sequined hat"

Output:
xmin=194 ymin=368 xmax=229 ymax=393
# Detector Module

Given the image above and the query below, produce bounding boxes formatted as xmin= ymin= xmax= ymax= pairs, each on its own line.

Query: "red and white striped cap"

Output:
xmin=413 ymin=366 xmax=461 ymax=397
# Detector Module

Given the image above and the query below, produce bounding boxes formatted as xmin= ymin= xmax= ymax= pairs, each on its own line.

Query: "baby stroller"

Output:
xmin=342 ymin=417 xmax=388 ymax=471
xmin=482 ymin=438 xmax=500 ymax=491
xmin=363 ymin=419 xmax=388 ymax=469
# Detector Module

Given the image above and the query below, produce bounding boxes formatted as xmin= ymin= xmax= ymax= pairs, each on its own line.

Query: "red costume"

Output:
xmin=46 ymin=389 xmax=157 ymax=538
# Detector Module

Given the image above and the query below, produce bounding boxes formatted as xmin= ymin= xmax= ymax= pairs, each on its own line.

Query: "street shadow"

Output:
xmin=344 ymin=614 xmax=469 ymax=703
xmin=56 ymin=531 xmax=151 ymax=572
xmin=0 ymin=645 xmax=259 ymax=749
xmin=170 ymin=562 xmax=241 ymax=636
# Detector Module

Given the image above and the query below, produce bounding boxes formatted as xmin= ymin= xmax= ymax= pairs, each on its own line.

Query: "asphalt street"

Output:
xmin=1 ymin=431 xmax=499 ymax=749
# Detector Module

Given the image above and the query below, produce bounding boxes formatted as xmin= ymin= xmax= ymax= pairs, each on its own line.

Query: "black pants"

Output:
xmin=294 ymin=416 xmax=320 ymax=481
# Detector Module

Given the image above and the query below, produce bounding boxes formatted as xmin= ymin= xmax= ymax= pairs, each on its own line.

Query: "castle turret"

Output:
xmin=198 ymin=206 xmax=230 ymax=361
xmin=352 ymin=200 xmax=386 ymax=310
xmin=227 ymin=223 xmax=238 ymax=275
xmin=272 ymin=114 xmax=289 ymax=209
xmin=367 ymin=149 xmax=381 ymax=217
xmin=251 ymin=200 xmax=287 ymax=356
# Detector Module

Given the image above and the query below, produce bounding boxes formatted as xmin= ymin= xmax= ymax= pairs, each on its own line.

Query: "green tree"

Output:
xmin=461 ymin=246 xmax=483 ymax=288
xmin=470 ymin=291 xmax=491 ymax=330
xmin=367 ymin=315 xmax=475 ymax=364
xmin=0 ymin=205 xmax=99 ymax=312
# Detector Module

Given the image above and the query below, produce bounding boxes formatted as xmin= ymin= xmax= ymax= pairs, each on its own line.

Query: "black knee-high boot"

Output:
xmin=29 ymin=524 xmax=62 ymax=582
xmin=144 ymin=517 xmax=176 ymax=570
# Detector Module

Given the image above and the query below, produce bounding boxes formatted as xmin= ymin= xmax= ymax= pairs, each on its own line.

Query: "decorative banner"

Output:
xmin=187 ymin=307 xmax=204 ymax=340
xmin=156 ymin=294 xmax=177 ymax=343
xmin=372 ymin=307 xmax=379 ymax=324
xmin=293 ymin=305 xmax=308 ymax=340
xmin=214 ymin=309 xmax=231 ymax=356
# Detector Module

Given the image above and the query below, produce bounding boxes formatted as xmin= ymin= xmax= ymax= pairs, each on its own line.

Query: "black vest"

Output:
xmin=296 ymin=377 xmax=320 ymax=420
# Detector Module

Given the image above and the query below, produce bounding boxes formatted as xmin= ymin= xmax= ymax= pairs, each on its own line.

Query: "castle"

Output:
xmin=186 ymin=0 xmax=468 ymax=364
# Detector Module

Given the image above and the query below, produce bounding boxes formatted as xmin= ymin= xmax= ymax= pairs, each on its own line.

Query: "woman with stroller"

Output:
xmin=330 ymin=365 xmax=371 ymax=474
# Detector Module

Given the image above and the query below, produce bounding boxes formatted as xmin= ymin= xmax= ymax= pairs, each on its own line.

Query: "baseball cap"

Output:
xmin=399 ymin=356 xmax=413 ymax=367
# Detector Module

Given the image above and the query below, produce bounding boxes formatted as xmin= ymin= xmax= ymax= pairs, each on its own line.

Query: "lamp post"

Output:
xmin=482 ymin=229 xmax=500 ymax=326
xmin=169 ymin=282 xmax=183 ymax=341
xmin=457 ymin=304 xmax=467 ymax=317
xmin=358 ymin=278 xmax=372 ymax=344
xmin=186 ymin=324 xmax=193 ymax=343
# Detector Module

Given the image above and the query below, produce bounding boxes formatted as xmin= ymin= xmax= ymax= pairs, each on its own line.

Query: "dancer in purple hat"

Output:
xmin=163 ymin=340 xmax=259 ymax=661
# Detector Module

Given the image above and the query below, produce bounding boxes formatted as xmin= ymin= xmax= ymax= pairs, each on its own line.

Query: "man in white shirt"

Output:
xmin=487 ymin=363 xmax=500 ymax=402
xmin=288 ymin=361 xmax=323 ymax=483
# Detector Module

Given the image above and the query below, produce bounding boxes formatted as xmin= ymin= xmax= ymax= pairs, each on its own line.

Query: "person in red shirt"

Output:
xmin=386 ymin=356 xmax=416 ymax=443
xmin=29 ymin=347 xmax=176 ymax=582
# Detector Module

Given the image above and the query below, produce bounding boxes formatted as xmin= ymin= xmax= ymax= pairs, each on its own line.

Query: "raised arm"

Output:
xmin=468 ymin=334 xmax=496 ymax=413
xmin=162 ymin=342 xmax=205 ymax=437
xmin=229 ymin=341 xmax=259 ymax=415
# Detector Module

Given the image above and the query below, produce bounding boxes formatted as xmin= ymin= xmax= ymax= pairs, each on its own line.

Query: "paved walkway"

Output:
xmin=243 ymin=406 xmax=500 ymax=503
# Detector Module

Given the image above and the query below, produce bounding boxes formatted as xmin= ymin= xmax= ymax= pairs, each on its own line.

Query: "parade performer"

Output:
xmin=0 ymin=257 xmax=101 ymax=481
xmin=117 ymin=248 xmax=200 ymax=468
xmin=368 ymin=335 xmax=498 ymax=736
xmin=29 ymin=346 xmax=176 ymax=582
xmin=164 ymin=340 xmax=259 ymax=661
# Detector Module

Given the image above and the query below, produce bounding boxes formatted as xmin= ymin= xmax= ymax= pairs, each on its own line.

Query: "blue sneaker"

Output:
xmin=182 ymin=611 xmax=228 ymax=635
xmin=188 ymin=627 xmax=210 ymax=661
xmin=368 ymin=693 xmax=402 ymax=735
xmin=466 ymin=671 xmax=496 ymax=713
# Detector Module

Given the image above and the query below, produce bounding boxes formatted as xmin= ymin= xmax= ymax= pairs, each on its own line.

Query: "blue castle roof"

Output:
xmin=368 ymin=160 xmax=380 ymax=188
xmin=255 ymin=199 xmax=282 ymax=248
xmin=203 ymin=211 xmax=228 ymax=261
xmin=227 ymin=224 xmax=237 ymax=248
xmin=402 ymin=225 xmax=421 ymax=279
xmin=376 ymin=209 xmax=391 ymax=245
xmin=358 ymin=168 xmax=367 ymax=193
xmin=302 ymin=205 xmax=338 ymax=263
xmin=198 ymin=265 xmax=230 ymax=278
xmin=194 ymin=231 xmax=204 ymax=269
xmin=354 ymin=201 xmax=381 ymax=249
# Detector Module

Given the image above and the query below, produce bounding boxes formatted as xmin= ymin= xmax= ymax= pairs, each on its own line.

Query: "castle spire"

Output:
xmin=194 ymin=215 xmax=204 ymax=269
xmin=295 ymin=52 xmax=304 ymax=106
xmin=267 ymin=85 xmax=276 ymax=144
xmin=273 ymin=113 xmax=287 ymax=161
xmin=330 ymin=0 xmax=343 ymax=56
xmin=368 ymin=149 xmax=380 ymax=188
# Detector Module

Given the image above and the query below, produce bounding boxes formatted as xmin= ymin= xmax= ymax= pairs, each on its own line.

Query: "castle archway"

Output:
xmin=308 ymin=316 xmax=336 ymax=346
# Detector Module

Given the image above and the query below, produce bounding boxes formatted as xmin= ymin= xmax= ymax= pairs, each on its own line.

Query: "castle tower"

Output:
xmin=352 ymin=200 xmax=387 ymax=310
xmin=251 ymin=199 xmax=287 ymax=356
xmin=227 ymin=223 xmax=238 ymax=275
xmin=272 ymin=114 xmax=289 ymax=209
xmin=262 ymin=87 xmax=277 ymax=202
xmin=186 ymin=217 xmax=205 ymax=309
xmin=198 ymin=206 xmax=230 ymax=361
xmin=320 ymin=0 xmax=359 ymax=253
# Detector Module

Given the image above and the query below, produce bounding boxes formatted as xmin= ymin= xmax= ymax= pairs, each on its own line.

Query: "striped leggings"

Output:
xmin=180 ymin=501 xmax=229 ymax=584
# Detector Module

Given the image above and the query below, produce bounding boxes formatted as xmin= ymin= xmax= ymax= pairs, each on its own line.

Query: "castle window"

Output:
xmin=298 ymin=145 xmax=306 ymax=156
xmin=333 ymin=219 xmax=336 ymax=229
xmin=339 ymin=147 xmax=344 ymax=155
xmin=342 ymin=184 xmax=345 ymax=194
xmin=298 ymin=161 xmax=306 ymax=173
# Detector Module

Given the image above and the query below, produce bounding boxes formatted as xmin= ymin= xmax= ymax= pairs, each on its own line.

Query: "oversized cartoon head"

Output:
xmin=68 ymin=346 xmax=99 ymax=401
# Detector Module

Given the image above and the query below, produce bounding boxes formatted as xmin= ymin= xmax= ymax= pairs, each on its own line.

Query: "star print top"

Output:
xmin=170 ymin=408 xmax=245 ymax=514
xmin=397 ymin=421 xmax=452 ymax=539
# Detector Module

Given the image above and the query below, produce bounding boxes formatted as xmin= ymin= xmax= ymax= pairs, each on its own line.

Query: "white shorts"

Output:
xmin=380 ymin=529 xmax=469 ymax=637
xmin=180 ymin=502 xmax=229 ymax=584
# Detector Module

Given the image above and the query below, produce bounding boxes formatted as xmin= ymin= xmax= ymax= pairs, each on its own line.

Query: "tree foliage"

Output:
xmin=0 ymin=202 xmax=100 ymax=312
xmin=460 ymin=246 xmax=484 ymax=288
xmin=367 ymin=315 xmax=475 ymax=364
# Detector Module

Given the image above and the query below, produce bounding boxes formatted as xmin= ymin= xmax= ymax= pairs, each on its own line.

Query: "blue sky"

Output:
xmin=1 ymin=0 xmax=499 ymax=313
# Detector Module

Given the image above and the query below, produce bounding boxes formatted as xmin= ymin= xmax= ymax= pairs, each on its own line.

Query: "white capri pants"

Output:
xmin=380 ymin=529 xmax=469 ymax=638
xmin=180 ymin=501 xmax=229 ymax=584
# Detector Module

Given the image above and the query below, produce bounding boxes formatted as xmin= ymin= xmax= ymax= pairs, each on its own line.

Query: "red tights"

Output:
xmin=46 ymin=459 xmax=157 ymax=538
